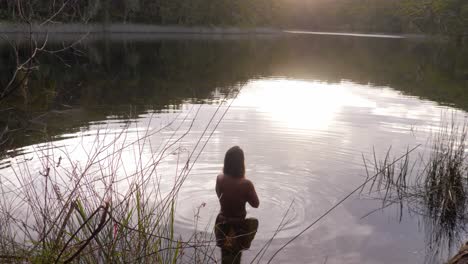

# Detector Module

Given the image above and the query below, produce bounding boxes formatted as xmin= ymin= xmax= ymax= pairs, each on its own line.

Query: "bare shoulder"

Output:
xmin=216 ymin=174 xmax=224 ymax=182
xmin=241 ymin=178 xmax=254 ymax=188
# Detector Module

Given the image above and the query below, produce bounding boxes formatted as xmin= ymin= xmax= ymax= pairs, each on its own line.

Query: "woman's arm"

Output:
xmin=246 ymin=180 xmax=259 ymax=208
xmin=215 ymin=174 xmax=222 ymax=199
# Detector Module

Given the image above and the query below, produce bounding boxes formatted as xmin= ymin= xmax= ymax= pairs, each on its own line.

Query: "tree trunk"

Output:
xmin=103 ymin=0 xmax=110 ymax=28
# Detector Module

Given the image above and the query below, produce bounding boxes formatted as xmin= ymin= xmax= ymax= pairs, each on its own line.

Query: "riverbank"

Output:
xmin=0 ymin=23 xmax=433 ymax=41
xmin=0 ymin=23 xmax=280 ymax=35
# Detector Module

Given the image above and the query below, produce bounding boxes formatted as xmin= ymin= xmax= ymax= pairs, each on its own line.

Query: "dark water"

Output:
xmin=0 ymin=34 xmax=467 ymax=263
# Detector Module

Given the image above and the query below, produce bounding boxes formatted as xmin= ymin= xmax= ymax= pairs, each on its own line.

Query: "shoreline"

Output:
xmin=0 ymin=23 xmax=433 ymax=42
xmin=0 ymin=23 xmax=281 ymax=35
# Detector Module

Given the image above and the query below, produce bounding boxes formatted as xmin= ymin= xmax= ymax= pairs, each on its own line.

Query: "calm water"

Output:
xmin=0 ymin=34 xmax=467 ymax=263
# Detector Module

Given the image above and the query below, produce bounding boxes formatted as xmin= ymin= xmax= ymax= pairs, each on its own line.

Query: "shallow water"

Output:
xmin=0 ymin=34 xmax=467 ymax=263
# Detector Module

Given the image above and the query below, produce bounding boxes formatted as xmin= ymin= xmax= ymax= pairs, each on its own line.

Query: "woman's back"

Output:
xmin=216 ymin=174 xmax=259 ymax=219
xmin=214 ymin=146 xmax=260 ymax=263
xmin=216 ymin=146 xmax=259 ymax=219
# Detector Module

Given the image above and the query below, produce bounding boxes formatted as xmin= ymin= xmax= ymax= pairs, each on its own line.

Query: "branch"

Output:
xmin=40 ymin=0 xmax=73 ymax=26
xmin=54 ymin=202 xmax=110 ymax=263
xmin=63 ymin=203 xmax=110 ymax=263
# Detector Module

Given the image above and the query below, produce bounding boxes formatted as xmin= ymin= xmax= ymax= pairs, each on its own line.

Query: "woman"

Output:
xmin=216 ymin=146 xmax=259 ymax=219
xmin=214 ymin=146 xmax=259 ymax=261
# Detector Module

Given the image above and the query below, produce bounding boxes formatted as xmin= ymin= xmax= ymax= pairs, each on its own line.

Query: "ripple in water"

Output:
xmin=174 ymin=169 xmax=338 ymax=241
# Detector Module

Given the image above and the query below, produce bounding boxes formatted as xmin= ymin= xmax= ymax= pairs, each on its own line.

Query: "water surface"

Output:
xmin=0 ymin=34 xmax=467 ymax=263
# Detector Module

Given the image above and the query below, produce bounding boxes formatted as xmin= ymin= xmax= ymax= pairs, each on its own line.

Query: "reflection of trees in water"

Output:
xmin=1 ymin=37 xmax=467 ymax=109
xmin=0 ymin=37 xmax=467 ymax=151
xmin=362 ymin=121 xmax=467 ymax=263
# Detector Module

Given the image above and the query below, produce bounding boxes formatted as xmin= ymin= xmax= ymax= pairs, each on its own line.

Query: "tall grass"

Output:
xmin=0 ymin=99 xmax=238 ymax=263
xmin=361 ymin=117 xmax=468 ymax=263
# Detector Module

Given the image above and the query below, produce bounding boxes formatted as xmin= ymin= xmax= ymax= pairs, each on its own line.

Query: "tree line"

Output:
xmin=0 ymin=0 xmax=467 ymax=38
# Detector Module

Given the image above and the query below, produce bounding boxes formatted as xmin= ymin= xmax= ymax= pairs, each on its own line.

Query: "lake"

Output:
xmin=0 ymin=32 xmax=467 ymax=263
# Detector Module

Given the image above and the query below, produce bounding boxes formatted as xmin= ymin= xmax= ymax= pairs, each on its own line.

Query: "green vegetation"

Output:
xmin=0 ymin=0 xmax=467 ymax=39
xmin=0 ymin=116 xmax=219 ymax=263
xmin=0 ymin=1 xmax=466 ymax=263
xmin=400 ymin=0 xmax=468 ymax=40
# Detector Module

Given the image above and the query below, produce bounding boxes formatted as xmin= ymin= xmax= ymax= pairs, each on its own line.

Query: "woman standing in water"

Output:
xmin=215 ymin=146 xmax=259 ymax=264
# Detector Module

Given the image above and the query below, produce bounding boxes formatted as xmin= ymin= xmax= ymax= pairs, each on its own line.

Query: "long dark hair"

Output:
xmin=223 ymin=146 xmax=245 ymax=178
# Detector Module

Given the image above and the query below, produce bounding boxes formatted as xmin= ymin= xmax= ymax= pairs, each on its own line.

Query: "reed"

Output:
xmin=361 ymin=117 xmax=468 ymax=262
xmin=0 ymin=101 xmax=235 ymax=263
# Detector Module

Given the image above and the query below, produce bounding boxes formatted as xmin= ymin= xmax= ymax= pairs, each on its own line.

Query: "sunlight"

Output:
xmin=234 ymin=79 xmax=374 ymax=132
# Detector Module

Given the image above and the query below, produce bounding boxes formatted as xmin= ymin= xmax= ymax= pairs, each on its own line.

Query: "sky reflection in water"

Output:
xmin=172 ymin=78 xmax=466 ymax=263
xmin=1 ymin=77 xmax=466 ymax=263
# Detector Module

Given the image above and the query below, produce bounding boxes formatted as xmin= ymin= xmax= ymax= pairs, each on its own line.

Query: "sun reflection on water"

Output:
xmin=234 ymin=79 xmax=375 ymax=132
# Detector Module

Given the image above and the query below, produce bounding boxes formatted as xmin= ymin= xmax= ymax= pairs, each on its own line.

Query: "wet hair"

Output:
xmin=223 ymin=146 xmax=245 ymax=178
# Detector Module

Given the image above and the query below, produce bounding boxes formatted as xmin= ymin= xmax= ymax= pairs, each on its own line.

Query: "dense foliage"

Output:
xmin=0 ymin=0 xmax=466 ymax=38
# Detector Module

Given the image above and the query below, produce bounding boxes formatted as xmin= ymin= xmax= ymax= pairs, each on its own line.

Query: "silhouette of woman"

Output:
xmin=214 ymin=146 xmax=260 ymax=264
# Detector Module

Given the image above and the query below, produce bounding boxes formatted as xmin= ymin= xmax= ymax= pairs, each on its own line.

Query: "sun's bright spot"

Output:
xmin=234 ymin=78 xmax=374 ymax=132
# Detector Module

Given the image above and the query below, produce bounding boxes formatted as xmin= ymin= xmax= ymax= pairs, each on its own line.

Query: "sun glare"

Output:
xmin=234 ymin=79 xmax=373 ymax=132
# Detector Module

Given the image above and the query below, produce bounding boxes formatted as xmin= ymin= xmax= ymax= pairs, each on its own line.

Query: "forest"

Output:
xmin=0 ymin=0 xmax=467 ymax=39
